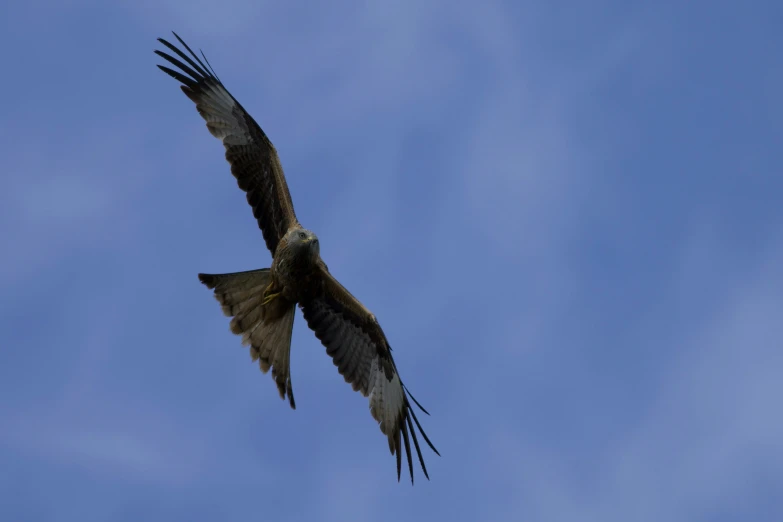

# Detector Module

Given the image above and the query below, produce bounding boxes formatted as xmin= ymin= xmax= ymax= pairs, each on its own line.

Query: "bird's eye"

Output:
xmin=299 ymin=232 xmax=307 ymax=239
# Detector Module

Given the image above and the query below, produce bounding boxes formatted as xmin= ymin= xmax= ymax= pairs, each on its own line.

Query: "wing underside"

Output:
xmin=300 ymin=265 xmax=439 ymax=483
xmin=155 ymin=32 xmax=298 ymax=255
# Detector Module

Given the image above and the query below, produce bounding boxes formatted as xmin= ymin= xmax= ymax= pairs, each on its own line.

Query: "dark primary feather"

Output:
xmin=154 ymin=32 xmax=298 ymax=256
xmin=300 ymin=264 xmax=440 ymax=483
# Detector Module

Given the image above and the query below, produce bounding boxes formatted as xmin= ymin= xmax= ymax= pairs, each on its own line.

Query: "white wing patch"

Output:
xmin=368 ymin=356 xmax=404 ymax=446
xmin=194 ymin=82 xmax=251 ymax=146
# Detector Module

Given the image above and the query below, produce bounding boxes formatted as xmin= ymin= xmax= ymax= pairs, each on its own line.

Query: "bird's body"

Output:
xmin=269 ymin=228 xmax=322 ymax=304
xmin=154 ymin=32 xmax=438 ymax=483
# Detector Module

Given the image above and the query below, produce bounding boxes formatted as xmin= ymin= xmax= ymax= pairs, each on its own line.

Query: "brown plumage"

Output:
xmin=155 ymin=32 xmax=439 ymax=483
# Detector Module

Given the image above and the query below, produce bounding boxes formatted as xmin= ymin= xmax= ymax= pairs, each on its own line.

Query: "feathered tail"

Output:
xmin=198 ymin=269 xmax=297 ymax=408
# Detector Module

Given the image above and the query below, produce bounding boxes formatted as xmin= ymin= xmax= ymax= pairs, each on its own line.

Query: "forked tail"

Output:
xmin=198 ymin=269 xmax=297 ymax=408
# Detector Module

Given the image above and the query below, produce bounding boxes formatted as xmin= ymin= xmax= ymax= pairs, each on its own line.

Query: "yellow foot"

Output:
xmin=262 ymin=292 xmax=280 ymax=306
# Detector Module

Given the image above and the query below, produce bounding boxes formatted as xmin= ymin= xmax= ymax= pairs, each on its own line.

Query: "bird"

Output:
xmin=154 ymin=32 xmax=439 ymax=483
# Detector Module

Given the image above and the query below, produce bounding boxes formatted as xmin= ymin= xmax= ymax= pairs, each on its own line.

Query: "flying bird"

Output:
xmin=154 ymin=32 xmax=439 ymax=483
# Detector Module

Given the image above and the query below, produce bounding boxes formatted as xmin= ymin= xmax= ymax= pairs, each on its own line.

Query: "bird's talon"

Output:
xmin=262 ymin=292 xmax=279 ymax=306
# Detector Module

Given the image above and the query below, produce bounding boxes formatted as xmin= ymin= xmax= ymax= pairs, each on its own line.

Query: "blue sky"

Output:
xmin=1 ymin=0 xmax=781 ymax=520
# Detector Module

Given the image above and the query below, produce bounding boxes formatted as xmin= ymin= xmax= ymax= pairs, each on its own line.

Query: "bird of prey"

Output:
xmin=154 ymin=32 xmax=439 ymax=483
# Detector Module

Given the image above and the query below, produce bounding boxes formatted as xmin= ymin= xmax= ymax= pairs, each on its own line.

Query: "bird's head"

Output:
xmin=288 ymin=228 xmax=320 ymax=260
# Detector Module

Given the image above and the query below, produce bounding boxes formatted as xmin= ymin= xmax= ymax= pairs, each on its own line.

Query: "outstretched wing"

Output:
xmin=299 ymin=262 xmax=440 ymax=484
xmin=154 ymin=32 xmax=298 ymax=255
